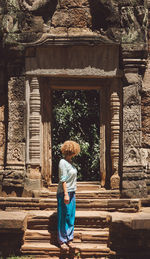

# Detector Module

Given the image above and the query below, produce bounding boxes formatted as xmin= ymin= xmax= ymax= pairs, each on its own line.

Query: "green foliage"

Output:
xmin=52 ymin=90 xmax=100 ymax=182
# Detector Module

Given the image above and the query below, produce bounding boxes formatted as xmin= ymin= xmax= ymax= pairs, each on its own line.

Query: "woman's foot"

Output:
xmin=60 ymin=243 xmax=69 ymax=251
xmin=67 ymin=241 xmax=76 ymax=249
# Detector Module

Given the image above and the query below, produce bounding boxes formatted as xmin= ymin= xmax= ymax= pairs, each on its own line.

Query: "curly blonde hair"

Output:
xmin=61 ymin=140 xmax=80 ymax=157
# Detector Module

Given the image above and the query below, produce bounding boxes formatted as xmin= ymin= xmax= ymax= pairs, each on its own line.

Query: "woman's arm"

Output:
xmin=62 ymin=182 xmax=69 ymax=204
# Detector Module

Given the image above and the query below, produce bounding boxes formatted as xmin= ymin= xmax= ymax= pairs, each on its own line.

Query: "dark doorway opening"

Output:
xmin=52 ymin=90 xmax=100 ymax=183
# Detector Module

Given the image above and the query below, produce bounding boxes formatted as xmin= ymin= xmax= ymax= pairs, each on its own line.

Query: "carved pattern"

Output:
xmin=7 ymin=143 xmax=25 ymax=162
xmin=8 ymin=77 xmax=25 ymax=101
xmin=29 ymin=77 xmax=41 ymax=165
xmin=124 ymin=147 xmax=141 ymax=166
xmin=123 ymin=106 xmax=141 ymax=132
xmin=141 ymin=148 xmax=150 ymax=169
xmin=8 ymin=121 xmax=24 ymax=142
xmin=8 ymin=102 xmax=25 ymax=122
xmin=110 ymin=91 xmax=120 ymax=189
xmin=124 ymin=131 xmax=141 ymax=147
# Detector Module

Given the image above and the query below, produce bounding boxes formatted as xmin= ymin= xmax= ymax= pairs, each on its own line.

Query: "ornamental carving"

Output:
xmin=8 ymin=121 xmax=24 ymax=142
xmin=123 ymin=106 xmax=141 ymax=132
xmin=7 ymin=143 xmax=25 ymax=162
xmin=8 ymin=102 xmax=25 ymax=122
xmin=8 ymin=77 xmax=25 ymax=102
xmin=124 ymin=147 xmax=141 ymax=166
xmin=124 ymin=131 xmax=141 ymax=147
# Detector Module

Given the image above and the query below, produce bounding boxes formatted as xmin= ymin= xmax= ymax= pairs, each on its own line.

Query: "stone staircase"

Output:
xmin=21 ymin=210 xmax=112 ymax=258
xmin=0 ymin=182 xmax=142 ymax=258
xmin=20 ymin=183 xmax=141 ymax=258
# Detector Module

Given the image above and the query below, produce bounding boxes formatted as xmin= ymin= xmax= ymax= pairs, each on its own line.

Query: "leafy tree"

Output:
xmin=52 ymin=90 xmax=100 ymax=182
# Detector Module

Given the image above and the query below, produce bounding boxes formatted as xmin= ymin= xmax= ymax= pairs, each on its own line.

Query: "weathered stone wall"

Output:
xmin=141 ymin=2 xmax=150 ymax=195
xmin=0 ymin=0 xmax=149 ymax=197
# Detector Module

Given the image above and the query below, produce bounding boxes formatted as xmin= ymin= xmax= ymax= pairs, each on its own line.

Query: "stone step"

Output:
xmin=0 ymin=197 xmax=141 ymax=212
xmin=37 ymin=186 xmax=120 ymax=199
xmin=48 ymin=182 xmax=102 ymax=192
xmin=21 ymin=242 xmax=110 ymax=257
xmin=27 ymin=211 xmax=111 ymax=230
xmin=25 ymin=228 xmax=109 ymax=244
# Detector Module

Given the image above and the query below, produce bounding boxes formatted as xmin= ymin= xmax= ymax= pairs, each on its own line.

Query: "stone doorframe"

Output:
xmin=25 ymin=76 xmax=121 ymax=190
xmin=24 ymin=38 xmax=122 ymax=190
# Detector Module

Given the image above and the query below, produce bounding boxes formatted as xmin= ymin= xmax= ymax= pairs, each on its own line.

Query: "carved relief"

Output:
xmin=8 ymin=121 xmax=24 ymax=142
xmin=8 ymin=77 xmax=25 ymax=101
xmin=110 ymin=91 xmax=120 ymax=189
xmin=7 ymin=143 xmax=25 ymax=163
xmin=123 ymin=106 xmax=141 ymax=132
xmin=8 ymin=102 xmax=25 ymax=122
xmin=124 ymin=131 xmax=141 ymax=147
xmin=124 ymin=147 xmax=141 ymax=166
xmin=141 ymin=148 xmax=150 ymax=169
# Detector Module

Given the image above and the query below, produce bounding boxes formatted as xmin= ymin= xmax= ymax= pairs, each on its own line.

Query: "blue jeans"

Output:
xmin=57 ymin=191 xmax=76 ymax=244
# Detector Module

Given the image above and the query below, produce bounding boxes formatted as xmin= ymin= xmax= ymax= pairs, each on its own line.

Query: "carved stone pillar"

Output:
xmin=110 ymin=84 xmax=120 ymax=189
xmin=4 ymin=77 xmax=26 ymax=189
xmin=100 ymin=89 xmax=106 ymax=187
xmin=0 ymin=70 xmax=5 ymax=171
xmin=25 ymin=76 xmax=42 ymax=191
xmin=122 ymin=73 xmax=147 ymax=198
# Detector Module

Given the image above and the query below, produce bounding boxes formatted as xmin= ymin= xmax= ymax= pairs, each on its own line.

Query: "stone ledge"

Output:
xmin=0 ymin=197 xmax=141 ymax=212
xmin=0 ymin=211 xmax=28 ymax=232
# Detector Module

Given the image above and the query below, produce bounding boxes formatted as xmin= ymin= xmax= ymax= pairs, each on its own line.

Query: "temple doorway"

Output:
xmin=52 ymin=89 xmax=100 ymax=183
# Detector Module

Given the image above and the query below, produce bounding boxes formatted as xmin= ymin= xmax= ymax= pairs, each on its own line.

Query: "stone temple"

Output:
xmin=0 ymin=0 xmax=150 ymax=258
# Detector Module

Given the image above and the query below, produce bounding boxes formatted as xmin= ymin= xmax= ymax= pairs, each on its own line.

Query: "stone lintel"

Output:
xmin=25 ymin=35 xmax=119 ymax=48
xmin=26 ymin=69 xmax=122 ymax=78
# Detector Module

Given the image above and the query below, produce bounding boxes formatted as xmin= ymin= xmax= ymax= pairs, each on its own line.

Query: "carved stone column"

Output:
xmin=100 ymin=89 xmax=106 ymax=187
xmin=110 ymin=83 xmax=120 ymax=189
xmin=25 ymin=76 xmax=42 ymax=191
xmin=0 ymin=70 xmax=5 ymax=171
xmin=4 ymin=77 xmax=26 ymax=190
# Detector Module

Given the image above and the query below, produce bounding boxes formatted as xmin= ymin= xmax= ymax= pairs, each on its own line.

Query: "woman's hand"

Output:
xmin=64 ymin=193 xmax=70 ymax=204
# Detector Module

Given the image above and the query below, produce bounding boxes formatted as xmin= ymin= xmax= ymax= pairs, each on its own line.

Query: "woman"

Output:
xmin=57 ymin=140 xmax=80 ymax=251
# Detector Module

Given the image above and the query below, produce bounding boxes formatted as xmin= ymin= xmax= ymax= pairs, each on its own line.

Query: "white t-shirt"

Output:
xmin=57 ymin=159 xmax=77 ymax=193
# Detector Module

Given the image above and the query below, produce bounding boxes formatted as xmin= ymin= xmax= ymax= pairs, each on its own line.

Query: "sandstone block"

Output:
xmin=0 ymin=211 xmax=27 ymax=232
